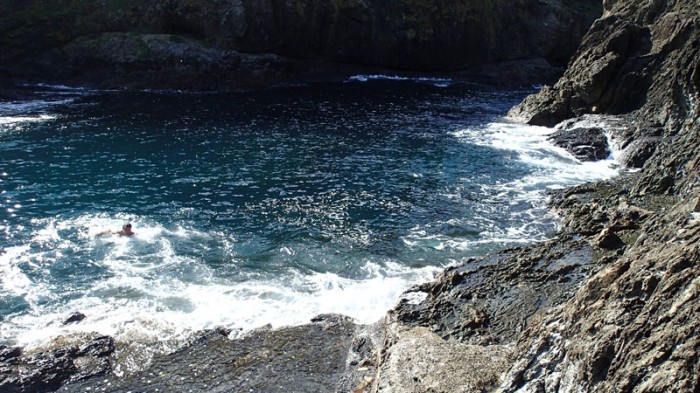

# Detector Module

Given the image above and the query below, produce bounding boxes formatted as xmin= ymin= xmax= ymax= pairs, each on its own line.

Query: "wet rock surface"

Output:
xmin=62 ymin=312 xmax=86 ymax=325
xmin=392 ymin=238 xmax=602 ymax=345
xmin=0 ymin=336 xmax=115 ymax=393
xmin=501 ymin=193 xmax=700 ymax=392
xmin=377 ymin=1 xmax=700 ymax=389
xmin=56 ymin=314 xmax=382 ymax=393
xmin=500 ymin=0 xmax=700 ymax=391
xmin=548 ymin=126 xmax=611 ymax=161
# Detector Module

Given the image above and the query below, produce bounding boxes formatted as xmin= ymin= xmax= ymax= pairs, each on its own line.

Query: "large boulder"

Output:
xmin=548 ymin=126 xmax=611 ymax=161
xmin=617 ymin=136 xmax=659 ymax=168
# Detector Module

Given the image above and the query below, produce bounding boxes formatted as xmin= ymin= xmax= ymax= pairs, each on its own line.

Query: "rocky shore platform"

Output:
xmin=2 ymin=0 xmax=700 ymax=391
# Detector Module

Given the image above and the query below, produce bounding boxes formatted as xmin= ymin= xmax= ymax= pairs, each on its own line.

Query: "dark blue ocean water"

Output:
xmin=0 ymin=79 xmax=618 ymax=353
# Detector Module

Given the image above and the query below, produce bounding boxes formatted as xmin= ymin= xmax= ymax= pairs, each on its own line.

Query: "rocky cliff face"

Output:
xmin=0 ymin=0 xmax=600 ymax=89
xmin=510 ymin=0 xmax=699 ymax=194
xmin=2 ymin=1 xmax=699 ymax=392
xmin=509 ymin=0 xmax=699 ymax=126
xmin=374 ymin=0 xmax=700 ymax=391
xmin=458 ymin=0 xmax=699 ymax=391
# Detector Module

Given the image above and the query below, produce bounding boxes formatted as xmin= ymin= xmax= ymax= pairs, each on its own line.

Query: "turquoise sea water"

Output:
xmin=0 ymin=79 xmax=619 ymax=355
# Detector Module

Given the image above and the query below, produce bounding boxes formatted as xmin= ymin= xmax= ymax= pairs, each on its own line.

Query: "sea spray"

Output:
xmin=0 ymin=81 xmax=621 ymax=370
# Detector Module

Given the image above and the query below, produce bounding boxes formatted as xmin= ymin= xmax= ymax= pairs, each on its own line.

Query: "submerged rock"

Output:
xmin=63 ymin=312 xmax=86 ymax=325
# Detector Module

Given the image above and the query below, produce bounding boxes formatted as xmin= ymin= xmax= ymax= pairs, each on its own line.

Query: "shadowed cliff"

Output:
xmin=0 ymin=0 xmax=601 ymax=89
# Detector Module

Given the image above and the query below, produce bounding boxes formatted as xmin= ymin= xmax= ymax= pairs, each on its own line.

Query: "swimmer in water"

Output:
xmin=96 ymin=223 xmax=135 ymax=237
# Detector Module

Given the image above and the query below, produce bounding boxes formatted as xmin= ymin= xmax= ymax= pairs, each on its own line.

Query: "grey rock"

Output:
xmin=391 ymin=236 xmax=601 ymax=345
xmin=501 ymin=197 xmax=700 ymax=392
xmin=1 ymin=1 xmax=698 ymax=393
xmin=500 ymin=0 xmax=700 ymax=391
xmin=375 ymin=325 xmax=512 ymax=392
xmin=593 ymin=228 xmax=625 ymax=250
xmin=59 ymin=316 xmax=382 ymax=393
xmin=0 ymin=346 xmax=22 ymax=362
xmin=617 ymin=136 xmax=658 ymax=168
xmin=63 ymin=312 xmax=86 ymax=325
xmin=510 ymin=1 xmax=699 ymax=131
xmin=77 ymin=336 xmax=114 ymax=358
xmin=0 ymin=335 xmax=121 ymax=393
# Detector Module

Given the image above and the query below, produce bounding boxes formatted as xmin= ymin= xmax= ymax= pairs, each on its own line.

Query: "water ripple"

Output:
xmin=0 ymin=82 xmax=619 ymax=351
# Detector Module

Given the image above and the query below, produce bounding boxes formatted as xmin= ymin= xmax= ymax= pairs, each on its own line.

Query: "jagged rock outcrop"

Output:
xmin=510 ymin=0 xmax=699 ymax=188
xmin=376 ymin=1 xmax=700 ymax=392
xmin=496 ymin=0 xmax=700 ymax=391
xmin=0 ymin=335 xmax=115 ymax=392
xmin=508 ymin=1 xmax=699 ymax=129
xmin=509 ymin=0 xmax=698 ymax=126
xmin=501 ymin=192 xmax=699 ymax=392
xmin=0 ymin=0 xmax=601 ymax=89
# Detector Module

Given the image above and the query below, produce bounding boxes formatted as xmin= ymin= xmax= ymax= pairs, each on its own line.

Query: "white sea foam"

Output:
xmin=20 ymin=83 xmax=91 ymax=91
xmin=1 ymin=214 xmax=441 ymax=352
xmin=346 ymin=74 xmax=452 ymax=87
xmin=452 ymin=122 xmax=621 ymax=183
xmin=0 ymin=84 xmax=95 ymax=127
xmin=0 ymin=90 xmax=625 ymax=371
xmin=0 ymin=97 xmax=74 ymax=128
xmin=0 ymin=246 xmax=33 ymax=296
xmin=0 ymin=114 xmax=57 ymax=125
xmin=400 ymin=121 xmax=623 ymax=254
xmin=0 ymin=97 xmax=77 ymax=114
xmin=552 ymin=114 xmax=633 ymax=159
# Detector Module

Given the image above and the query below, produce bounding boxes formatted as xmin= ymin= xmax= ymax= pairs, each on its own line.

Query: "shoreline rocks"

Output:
xmin=0 ymin=336 xmax=115 ymax=393
xmin=56 ymin=315 xmax=383 ymax=393
xmin=548 ymin=126 xmax=611 ymax=161
xmin=501 ymin=0 xmax=700 ymax=391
